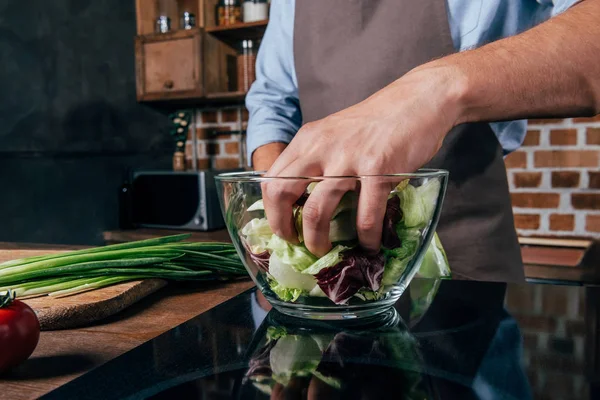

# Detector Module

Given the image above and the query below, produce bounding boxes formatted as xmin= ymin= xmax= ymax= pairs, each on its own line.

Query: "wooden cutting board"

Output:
xmin=22 ymin=279 xmax=167 ymax=331
xmin=0 ymin=245 xmax=167 ymax=331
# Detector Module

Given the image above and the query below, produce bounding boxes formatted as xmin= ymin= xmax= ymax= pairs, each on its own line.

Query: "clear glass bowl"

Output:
xmin=215 ymin=170 xmax=448 ymax=320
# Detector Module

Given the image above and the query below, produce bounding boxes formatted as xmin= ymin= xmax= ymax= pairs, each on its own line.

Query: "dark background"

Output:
xmin=0 ymin=0 xmax=172 ymax=245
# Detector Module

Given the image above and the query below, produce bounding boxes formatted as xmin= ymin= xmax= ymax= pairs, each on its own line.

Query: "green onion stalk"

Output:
xmin=0 ymin=234 xmax=247 ymax=299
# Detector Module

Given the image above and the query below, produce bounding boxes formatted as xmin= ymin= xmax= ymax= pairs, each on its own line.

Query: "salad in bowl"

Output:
xmin=216 ymin=170 xmax=449 ymax=319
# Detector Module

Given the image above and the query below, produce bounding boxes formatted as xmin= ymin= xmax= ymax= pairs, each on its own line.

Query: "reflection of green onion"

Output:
xmin=312 ymin=370 xmax=343 ymax=390
xmin=0 ymin=234 xmax=246 ymax=298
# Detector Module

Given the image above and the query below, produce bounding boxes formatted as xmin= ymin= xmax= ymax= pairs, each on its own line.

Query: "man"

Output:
xmin=245 ymin=0 xmax=598 ymax=280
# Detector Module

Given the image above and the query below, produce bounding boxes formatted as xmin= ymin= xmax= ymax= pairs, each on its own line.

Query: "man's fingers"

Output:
xmin=262 ymin=160 xmax=319 ymax=243
xmin=302 ymin=179 xmax=356 ymax=257
xmin=265 ymin=140 xmax=299 ymax=177
xmin=262 ymin=180 xmax=305 ymax=243
xmin=356 ymin=178 xmax=392 ymax=253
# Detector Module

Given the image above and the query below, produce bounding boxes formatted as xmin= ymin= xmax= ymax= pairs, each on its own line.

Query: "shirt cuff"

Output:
xmin=246 ymin=124 xmax=295 ymax=167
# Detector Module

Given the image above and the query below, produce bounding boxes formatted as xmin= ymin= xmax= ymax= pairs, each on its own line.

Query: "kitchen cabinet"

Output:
xmin=135 ymin=29 xmax=203 ymax=101
xmin=134 ymin=0 xmax=268 ymax=104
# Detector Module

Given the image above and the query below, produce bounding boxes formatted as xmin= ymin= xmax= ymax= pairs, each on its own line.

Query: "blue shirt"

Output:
xmin=246 ymin=0 xmax=578 ymax=164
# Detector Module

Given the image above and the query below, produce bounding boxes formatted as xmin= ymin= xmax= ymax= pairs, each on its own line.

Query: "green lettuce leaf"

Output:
xmin=241 ymin=218 xmax=273 ymax=253
xmin=301 ymin=245 xmax=349 ymax=275
xmin=266 ymin=326 xmax=288 ymax=342
xmin=417 ymin=233 xmax=451 ymax=279
xmin=386 ymin=229 xmax=420 ymax=260
xmin=397 ymin=184 xmax=425 ymax=228
xmin=382 ymin=256 xmax=411 ymax=286
xmin=329 ymin=210 xmax=358 ymax=242
xmin=270 ymin=335 xmax=322 ymax=385
xmin=416 ymin=179 xmax=441 ymax=224
xmin=397 ymin=180 xmax=440 ymax=229
xmin=409 ymin=278 xmax=442 ymax=321
xmin=269 ymin=279 xmax=305 ymax=302
xmin=309 ymin=284 xmax=327 ymax=297
xmin=267 ymin=235 xmax=317 ymax=272
xmin=355 ymin=287 xmax=385 ymax=301
xmin=268 ymin=252 xmax=317 ymax=296
xmin=312 ymin=371 xmax=343 ymax=390
xmin=332 ymin=191 xmax=358 ymax=220
xmin=247 ymin=199 xmax=265 ymax=212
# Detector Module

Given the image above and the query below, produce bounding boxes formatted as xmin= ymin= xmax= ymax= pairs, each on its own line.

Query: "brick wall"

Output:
xmin=185 ymin=107 xmax=249 ymax=171
xmin=505 ymin=284 xmax=588 ymax=400
xmin=187 ymin=109 xmax=600 ymax=239
xmin=507 ymin=117 xmax=600 ymax=238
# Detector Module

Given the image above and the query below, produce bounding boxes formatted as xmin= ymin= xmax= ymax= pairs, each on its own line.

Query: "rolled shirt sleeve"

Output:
xmin=245 ymin=0 xmax=301 ymax=166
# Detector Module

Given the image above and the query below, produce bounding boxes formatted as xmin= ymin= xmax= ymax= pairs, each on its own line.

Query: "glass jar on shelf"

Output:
xmin=242 ymin=0 xmax=268 ymax=23
xmin=180 ymin=11 xmax=196 ymax=29
xmin=236 ymin=39 xmax=258 ymax=92
xmin=216 ymin=0 xmax=242 ymax=26
xmin=156 ymin=0 xmax=176 ymax=33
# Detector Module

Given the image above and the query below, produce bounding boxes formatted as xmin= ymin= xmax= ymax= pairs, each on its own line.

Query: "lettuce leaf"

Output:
xmin=416 ymin=179 xmax=440 ymax=225
xmin=302 ymin=245 xmax=349 ymax=275
xmin=386 ymin=229 xmax=420 ymax=260
xmin=409 ymin=278 xmax=442 ymax=321
xmin=417 ymin=232 xmax=451 ymax=279
xmin=329 ymin=211 xmax=358 ymax=243
xmin=270 ymin=335 xmax=321 ymax=385
xmin=266 ymin=326 xmax=288 ymax=342
xmin=267 ymin=235 xmax=317 ymax=272
xmin=247 ymin=199 xmax=265 ymax=212
xmin=309 ymin=284 xmax=327 ymax=297
xmin=269 ymin=278 xmax=305 ymax=302
xmin=241 ymin=218 xmax=273 ymax=254
xmin=397 ymin=184 xmax=426 ymax=228
xmin=382 ymin=256 xmax=411 ymax=286
xmin=397 ymin=180 xmax=440 ymax=229
xmin=268 ymin=252 xmax=317 ymax=296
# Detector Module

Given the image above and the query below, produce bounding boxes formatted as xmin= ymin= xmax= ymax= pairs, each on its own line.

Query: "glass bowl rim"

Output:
xmin=215 ymin=168 xmax=449 ymax=182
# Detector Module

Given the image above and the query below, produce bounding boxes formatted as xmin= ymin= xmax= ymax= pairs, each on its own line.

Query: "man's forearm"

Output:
xmin=427 ymin=0 xmax=600 ymax=125
xmin=252 ymin=142 xmax=287 ymax=171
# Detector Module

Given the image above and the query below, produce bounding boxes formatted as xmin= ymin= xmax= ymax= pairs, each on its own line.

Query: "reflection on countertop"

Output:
xmin=41 ymin=279 xmax=598 ymax=400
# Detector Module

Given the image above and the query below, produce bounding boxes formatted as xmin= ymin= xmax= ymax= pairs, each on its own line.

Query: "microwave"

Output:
xmin=122 ymin=170 xmax=235 ymax=231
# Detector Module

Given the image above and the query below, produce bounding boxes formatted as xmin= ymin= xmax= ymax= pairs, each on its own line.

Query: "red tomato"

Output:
xmin=0 ymin=292 xmax=40 ymax=374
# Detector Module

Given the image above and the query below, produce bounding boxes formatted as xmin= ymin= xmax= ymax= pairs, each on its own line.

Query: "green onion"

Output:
xmin=0 ymin=235 xmax=247 ymax=299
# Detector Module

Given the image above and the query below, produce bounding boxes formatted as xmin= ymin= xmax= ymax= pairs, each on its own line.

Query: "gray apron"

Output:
xmin=294 ymin=0 xmax=524 ymax=282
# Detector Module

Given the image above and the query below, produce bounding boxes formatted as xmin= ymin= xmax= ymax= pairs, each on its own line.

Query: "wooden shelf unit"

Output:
xmin=134 ymin=0 xmax=268 ymax=103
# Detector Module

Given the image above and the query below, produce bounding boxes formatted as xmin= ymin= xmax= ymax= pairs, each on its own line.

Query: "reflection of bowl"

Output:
xmin=240 ymin=310 xmax=432 ymax=399
xmin=215 ymin=170 xmax=448 ymax=320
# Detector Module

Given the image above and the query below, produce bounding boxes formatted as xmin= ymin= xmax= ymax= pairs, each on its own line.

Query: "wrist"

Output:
xmin=413 ymin=57 xmax=472 ymax=128
xmin=252 ymin=142 xmax=287 ymax=171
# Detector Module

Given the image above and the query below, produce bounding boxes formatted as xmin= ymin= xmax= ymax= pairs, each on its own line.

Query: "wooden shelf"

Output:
xmin=206 ymin=91 xmax=247 ymax=101
xmin=139 ymin=91 xmax=247 ymax=106
xmin=206 ymin=20 xmax=268 ymax=45
xmin=135 ymin=27 xmax=200 ymax=42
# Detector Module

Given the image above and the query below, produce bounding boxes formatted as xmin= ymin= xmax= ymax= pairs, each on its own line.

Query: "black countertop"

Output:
xmin=41 ymin=279 xmax=599 ymax=400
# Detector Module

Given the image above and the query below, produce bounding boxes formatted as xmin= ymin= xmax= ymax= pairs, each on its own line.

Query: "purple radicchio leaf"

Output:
xmin=245 ymin=339 xmax=277 ymax=381
xmin=381 ymin=195 xmax=403 ymax=249
xmin=242 ymin=240 xmax=270 ymax=273
xmin=315 ymin=249 xmax=385 ymax=305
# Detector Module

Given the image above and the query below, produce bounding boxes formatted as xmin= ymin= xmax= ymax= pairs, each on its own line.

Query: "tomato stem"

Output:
xmin=0 ymin=290 xmax=15 ymax=308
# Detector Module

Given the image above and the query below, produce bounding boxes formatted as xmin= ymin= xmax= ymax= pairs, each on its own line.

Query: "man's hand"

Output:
xmin=263 ymin=64 xmax=466 ymax=256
